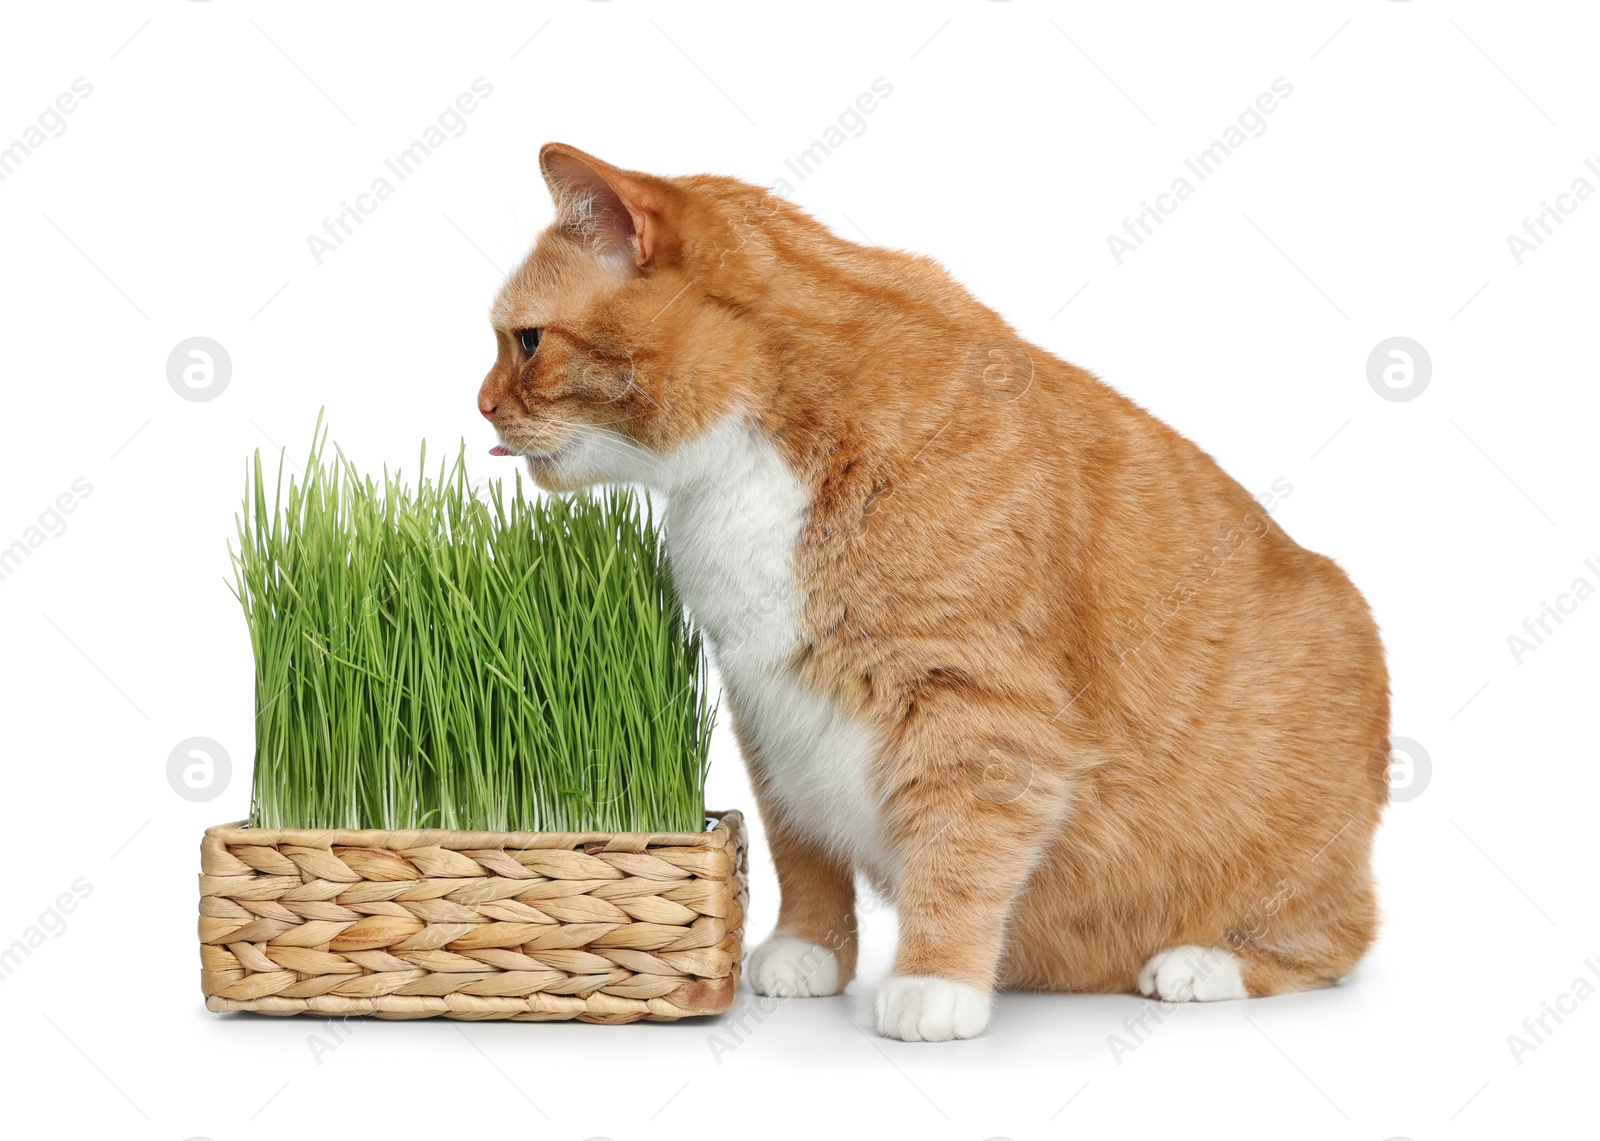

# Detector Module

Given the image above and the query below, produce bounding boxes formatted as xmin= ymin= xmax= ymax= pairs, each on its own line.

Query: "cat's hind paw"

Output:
xmin=1137 ymin=945 xmax=1248 ymax=1001
xmin=874 ymin=975 xmax=991 ymax=1041
xmin=746 ymin=935 xmax=843 ymax=997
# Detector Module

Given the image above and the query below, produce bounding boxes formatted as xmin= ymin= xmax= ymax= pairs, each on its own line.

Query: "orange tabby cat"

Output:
xmin=477 ymin=144 xmax=1390 ymax=1041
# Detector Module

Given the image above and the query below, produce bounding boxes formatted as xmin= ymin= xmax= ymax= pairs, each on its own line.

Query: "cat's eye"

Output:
xmin=519 ymin=328 xmax=542 ymax=354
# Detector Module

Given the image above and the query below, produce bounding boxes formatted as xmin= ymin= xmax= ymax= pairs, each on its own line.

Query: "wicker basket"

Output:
xmin=198 ymin=810 xmax=746 ymax=1023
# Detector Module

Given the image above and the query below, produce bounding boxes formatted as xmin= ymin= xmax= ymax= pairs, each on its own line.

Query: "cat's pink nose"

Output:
xmin=479 ymin=399 xmax=496 ymax=421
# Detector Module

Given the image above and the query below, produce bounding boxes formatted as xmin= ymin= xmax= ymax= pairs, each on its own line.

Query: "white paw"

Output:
xmin=874 ymin=975 xmax=992 ymax=1041
xmin=746 ymin=935 xmax=842 ymax=997
xmin=1137 ymin=945 xmax=1248 ymax=1002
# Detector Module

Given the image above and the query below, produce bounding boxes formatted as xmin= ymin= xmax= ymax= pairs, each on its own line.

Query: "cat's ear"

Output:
xmin=539 ymin=143 xmax=663 ymax=267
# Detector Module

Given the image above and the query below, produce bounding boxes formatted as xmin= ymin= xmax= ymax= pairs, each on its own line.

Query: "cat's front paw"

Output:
xmin=874 ymin=975 xmax=991 ymax=1041
xmin=746 ymin=935 xmax=843 ymax=997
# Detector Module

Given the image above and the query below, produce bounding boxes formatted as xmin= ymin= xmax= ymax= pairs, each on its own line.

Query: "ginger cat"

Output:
xmin=477 ymin=144 xmax=1390 ymax=1041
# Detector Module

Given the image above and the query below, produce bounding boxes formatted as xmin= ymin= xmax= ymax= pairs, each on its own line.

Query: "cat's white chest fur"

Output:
xmin=641 ymin=419 xmax=887 ymax=879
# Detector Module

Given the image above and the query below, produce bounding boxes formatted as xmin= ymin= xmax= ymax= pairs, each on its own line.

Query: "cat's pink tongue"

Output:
xmin=489 ymin=445 xmax=511 ymax=457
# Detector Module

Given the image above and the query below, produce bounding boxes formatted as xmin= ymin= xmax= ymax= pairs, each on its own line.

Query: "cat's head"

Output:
xmin=478 ymin=143 xmax=782 ymax=491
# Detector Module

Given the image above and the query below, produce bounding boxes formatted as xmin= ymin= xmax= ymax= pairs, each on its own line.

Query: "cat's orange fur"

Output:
xmin=478 ymin=144 xmax=1389 ymax=1038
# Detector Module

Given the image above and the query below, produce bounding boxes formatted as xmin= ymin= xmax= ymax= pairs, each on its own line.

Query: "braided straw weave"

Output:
xmin=199 ymin=810 xmax=746 ymax=1022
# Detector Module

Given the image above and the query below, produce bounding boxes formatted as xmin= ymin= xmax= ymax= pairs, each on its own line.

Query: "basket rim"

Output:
xmin=204 ymin=808 xmax=742 ymax=852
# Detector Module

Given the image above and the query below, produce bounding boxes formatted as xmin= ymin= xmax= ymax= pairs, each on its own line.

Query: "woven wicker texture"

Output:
xmin=200 ymin=811 xmax=746 ymax=1022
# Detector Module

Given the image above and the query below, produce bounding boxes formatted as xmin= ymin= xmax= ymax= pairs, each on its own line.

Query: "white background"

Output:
xmin=1 ymin=2 xmax=1596 ymax=1138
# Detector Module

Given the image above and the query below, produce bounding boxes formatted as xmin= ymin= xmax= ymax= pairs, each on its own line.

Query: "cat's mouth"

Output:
xmin=489 ymin=436 xmax=572 ymax=470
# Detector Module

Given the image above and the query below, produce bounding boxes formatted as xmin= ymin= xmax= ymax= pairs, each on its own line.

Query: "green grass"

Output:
xmin=232 ymin=418 xmax=714 ymax=833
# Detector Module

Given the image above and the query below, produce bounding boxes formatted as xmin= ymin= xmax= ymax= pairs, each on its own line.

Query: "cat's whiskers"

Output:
xmin=576 ymin=429 xmax=668 ymax=477
xmin=542 ymin=412 xmax=645 ymax=430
